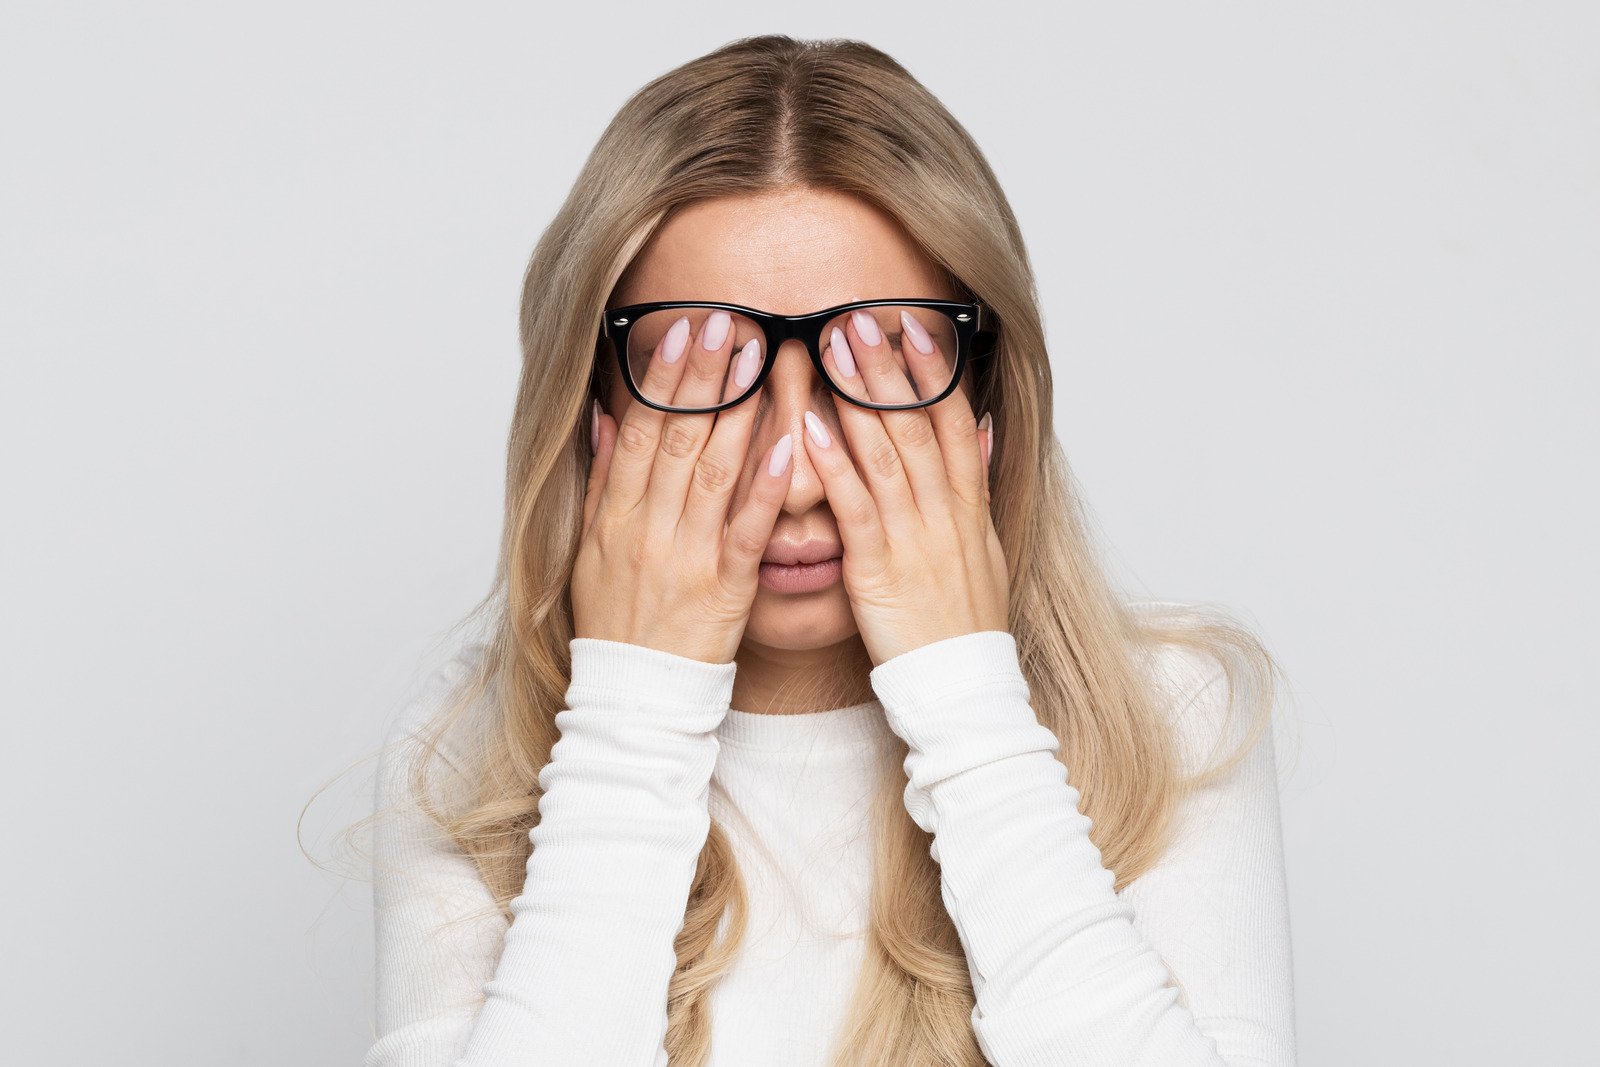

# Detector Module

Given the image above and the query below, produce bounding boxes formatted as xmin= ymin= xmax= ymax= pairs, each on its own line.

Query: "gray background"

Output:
xmin=2 ymin=3 xmax=1594 ymax=1064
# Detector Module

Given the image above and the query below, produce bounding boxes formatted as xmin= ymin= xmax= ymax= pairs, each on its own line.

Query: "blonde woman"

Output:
xmin=363 ymin=33 xmax=1297 ymax=1067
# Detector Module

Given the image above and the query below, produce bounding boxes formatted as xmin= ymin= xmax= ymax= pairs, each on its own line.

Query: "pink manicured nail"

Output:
xmin=701 ymin=310 xmax=731 ymax=351
xmin=803 ymin=409 xmax=831 ymax=448
xmin=662 ymin=316 xmax=690 ymax=363
xmin=851 ymin=309 xmax=882 ymax=346
xmin=899 ymin=309 xmax=935 ymax=354
xmin=829 ymin=326 xmax=857 ymax=377
xmin=590 ymin=399 xmax=601 ymax=452
xmin=979 ymin=411 xmax=993 ymax=464
xmin=769 ymin=433 xmax=793 ymax=476
xmin=733 ymin=339 xmax=761 ymax=388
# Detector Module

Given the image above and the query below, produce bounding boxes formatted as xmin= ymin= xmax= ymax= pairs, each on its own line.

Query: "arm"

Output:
xmin=869 ymin=630 xmax=1296 ymax=1066
xmin=365 ymin=637 xmax=736 ymax=1067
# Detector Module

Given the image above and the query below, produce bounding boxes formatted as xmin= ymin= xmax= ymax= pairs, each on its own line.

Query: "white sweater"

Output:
xmin=364 ymin=628 xmax=1296 ymax=1066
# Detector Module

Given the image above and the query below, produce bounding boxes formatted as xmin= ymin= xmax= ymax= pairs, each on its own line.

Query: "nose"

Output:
xmin=746 ymin=338 xmax=836 ymax=516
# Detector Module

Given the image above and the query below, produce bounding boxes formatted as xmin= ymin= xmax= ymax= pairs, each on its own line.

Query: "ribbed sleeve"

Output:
xmin=869 ymin=630 xmax=1296 ymax=1066
xmin=365 ymin=638 xmax=735 ymax=1067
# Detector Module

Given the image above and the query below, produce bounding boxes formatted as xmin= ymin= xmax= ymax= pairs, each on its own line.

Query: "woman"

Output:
xmin=362 ymin=33 xmax=1296 ymax=1067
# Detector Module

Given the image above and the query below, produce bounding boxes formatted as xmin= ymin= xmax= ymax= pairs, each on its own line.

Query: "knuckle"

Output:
xmin=617 ymin=421 xmax=654 ymax=456
xmin=901 ymin=416 xmax=936 ymax=448
xmin=693 ymin=456 xmax=736 ymax=495
xmin=659 ymin=420 xmax=700 ymax=459
xmin=687 ymin=356 xmax=725 ymax=384
xmin=865 ymin=439 xmax=902 ymax=480
xmin=867 ymin=359 xmax=899 ymax=384
xmin=727 ymin=526 xmax=767 ymax=560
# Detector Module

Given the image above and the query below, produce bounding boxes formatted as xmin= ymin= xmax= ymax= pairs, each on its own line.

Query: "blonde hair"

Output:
xmin=349 ymin=33 xmax=1293 ymax=1066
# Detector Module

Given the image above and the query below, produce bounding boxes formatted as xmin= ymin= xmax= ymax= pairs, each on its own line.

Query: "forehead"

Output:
xmin=612 ymin=186 xmax=954 ymax=314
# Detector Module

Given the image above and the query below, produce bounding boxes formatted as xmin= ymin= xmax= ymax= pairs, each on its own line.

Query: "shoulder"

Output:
xmin=1143 ymin=642 xmax=1229 ymax=713
xmin=1125 ymin=600 xmax=1264 ymax=772
xmin=377 ymin=639 xmax=494 ymax=791
xmin=1126 ymin=600 xmax=1230 ymax=716
xmin=388 ymin=640 xmax=492 ymax=733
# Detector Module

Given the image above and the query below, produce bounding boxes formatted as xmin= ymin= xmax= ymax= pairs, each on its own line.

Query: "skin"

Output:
xmin=577 ymin=186 xmax=1007 ymax=715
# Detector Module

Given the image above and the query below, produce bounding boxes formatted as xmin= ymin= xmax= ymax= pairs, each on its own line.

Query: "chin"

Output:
xmin=742 ymin=587 xmax=858 ymax=652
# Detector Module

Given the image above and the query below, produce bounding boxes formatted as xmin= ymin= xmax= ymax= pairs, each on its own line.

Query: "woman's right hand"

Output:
xmin=573 ymin=309 xmax=794 ymax=665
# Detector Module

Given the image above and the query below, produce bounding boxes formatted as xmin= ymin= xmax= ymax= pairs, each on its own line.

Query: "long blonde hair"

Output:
xmin=359 ymin=33 xmax=1292 ymax=1066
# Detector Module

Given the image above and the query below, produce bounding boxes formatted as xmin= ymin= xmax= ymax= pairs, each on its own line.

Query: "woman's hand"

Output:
xmin=798 ymin=308 xmax=1009 ymax=666
xmin=574 ymin=310 xmax=794 ymax=665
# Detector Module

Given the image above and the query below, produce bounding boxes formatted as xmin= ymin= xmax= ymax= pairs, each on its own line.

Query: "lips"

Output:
xmin=761 ymin=540 xmax=844 ymax=565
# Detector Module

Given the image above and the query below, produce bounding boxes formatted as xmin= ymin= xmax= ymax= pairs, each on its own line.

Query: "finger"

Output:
xmin=644 ymin=309 xmax=737 ymax=525
xmin=601 ymin=314 xmax=693 ymax=519
xmin=905 ymin=312 xmax=988 ymax=512
xmin=581 ymin=400 xmax=617 ymax=540
xmin=820 ymin=316 xmax=928 ymax=524
xmin=719 ymin=432 xmax=795 ymax=591
xmin=798 ymin=406 xmax=891 ymax=572
xmin=682 ymin=335 xmax=765 ymax=540
xmin=870 ymin=308 xmax=975 ymax=511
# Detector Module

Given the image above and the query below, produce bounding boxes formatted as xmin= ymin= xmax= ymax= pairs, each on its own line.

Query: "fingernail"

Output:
xmin=979 ymin=411 xmax=993 ymax=463
xmin=899 ymin=308 xmax=935 ymax=354
xmin=662 ymin=316 xmax=690 ymax=363
xmin=733 ymin=338 xmax=761 ymax=388
xmin=769 ymin=433 xmax=794 ymax=476
xmin=851 ymin=309 xmax=882 ymax=346
xmin=829 ymin=326 xmax=857 ymax=377
xmin=803 ymin=409 xmax=831 ymax=448
xmin=701 ymin=310 xmax=731 ymax=351
xmin=591 ymin=399 xmax=601 ymax=452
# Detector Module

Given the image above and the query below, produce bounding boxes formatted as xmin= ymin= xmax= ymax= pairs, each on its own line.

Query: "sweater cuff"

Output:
xmin=868 ymin=630 xmax=1052 ymax=757
xmin=869 ymin=630 xmax=1028 ymax=711
xmin=567 ymin=637 xmax=737 ymax=716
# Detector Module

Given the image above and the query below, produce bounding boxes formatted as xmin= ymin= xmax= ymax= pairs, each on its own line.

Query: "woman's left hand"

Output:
xmin=798 ymin=308 xmax=1010 ymax=666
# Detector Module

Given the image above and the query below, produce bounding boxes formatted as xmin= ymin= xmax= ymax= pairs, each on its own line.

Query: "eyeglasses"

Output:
xmin=599 ymin=298 xmax=997 ymax=414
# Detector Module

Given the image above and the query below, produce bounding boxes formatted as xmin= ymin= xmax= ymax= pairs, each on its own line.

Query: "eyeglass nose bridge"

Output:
xmin=759 ymin=308 xmax=847 ymax=376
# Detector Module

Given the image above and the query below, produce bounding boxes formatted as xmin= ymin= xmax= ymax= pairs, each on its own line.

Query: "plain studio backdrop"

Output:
xmin=2 ymin=3 xmax=1595 ymax=1064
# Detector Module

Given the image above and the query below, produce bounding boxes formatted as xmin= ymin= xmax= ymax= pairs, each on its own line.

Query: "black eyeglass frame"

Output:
xmin=599 ymin=297 xmax=997 ymax=414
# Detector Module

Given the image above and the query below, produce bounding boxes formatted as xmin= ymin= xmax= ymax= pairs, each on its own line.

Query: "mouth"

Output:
xmin=759 ymin=533 xmax=845 ymax=592
xmin=760 ymin=540 xmax=844 ymax=566
xmin=757 ymin=554 xmax=843 ymax=594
